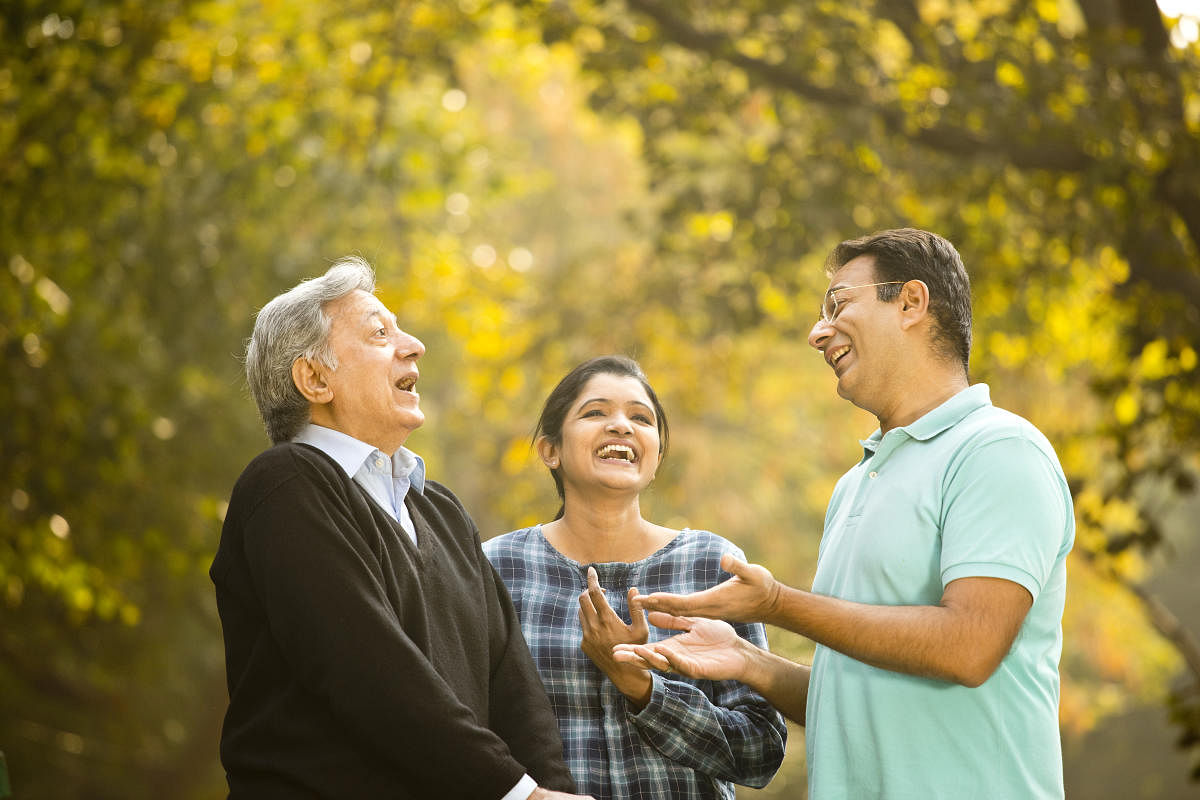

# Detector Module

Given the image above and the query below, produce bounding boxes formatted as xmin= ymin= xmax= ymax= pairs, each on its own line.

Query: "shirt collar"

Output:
xmin=392 ymin=443 xmax=426 ymax=494
xmin=860 ymin=383 xmax=991 ymax=450
xmin=293 ymin=423 xmax=425 ymax=494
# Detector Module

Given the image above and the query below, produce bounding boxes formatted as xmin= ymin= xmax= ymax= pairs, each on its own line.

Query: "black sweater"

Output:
xmin=211 ymin=443 xmax=575 ymax=798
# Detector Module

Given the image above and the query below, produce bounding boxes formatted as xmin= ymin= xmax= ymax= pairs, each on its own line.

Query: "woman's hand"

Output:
xmin=578 ymin=566 xmax=653 ymax=708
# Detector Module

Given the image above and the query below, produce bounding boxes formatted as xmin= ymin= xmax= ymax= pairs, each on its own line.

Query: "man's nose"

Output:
xmin=808 ymin=318 xmax=833 ymax=351
xmin=396 ymin=331 xmax=425 ymax=360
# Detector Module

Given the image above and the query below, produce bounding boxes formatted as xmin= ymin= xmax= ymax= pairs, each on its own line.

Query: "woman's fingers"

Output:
xmin=614 ymin=643 xmax=673 ymax=671
xmin=578 ymin=582 xmax=598 ymax=631
xmin=628 ymin=586 xmax=649 ymax=641
xmin=587 ymin=566 xmax=617 ymax=615
xmin=611 ymin=644 xmax=650 ymax=669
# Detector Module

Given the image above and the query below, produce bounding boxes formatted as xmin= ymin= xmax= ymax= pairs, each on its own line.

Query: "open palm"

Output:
xmin=614 ymin=612 xmax=754 ymax=682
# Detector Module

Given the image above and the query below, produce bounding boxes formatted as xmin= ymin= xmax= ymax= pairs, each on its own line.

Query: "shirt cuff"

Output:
xmin=942 ymin=561 xmax=1041 ymax=600
xmin=499 ymin=773 xmax=538 ymax=800
xmin=629 ymin=671 xmax=668 ymax=721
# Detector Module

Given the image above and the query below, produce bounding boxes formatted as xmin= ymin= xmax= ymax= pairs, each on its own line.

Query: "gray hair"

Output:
xmin=245 ymin=256 xmax=377 ymax=443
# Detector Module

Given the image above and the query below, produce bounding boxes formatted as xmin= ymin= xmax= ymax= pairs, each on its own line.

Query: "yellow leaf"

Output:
xmin=995 ymin=61 xmax=1025 ymax=89
xmin=1114 ymin=390 xmax=1138 ymax=424
xmin=1138 ymin=339 xmax=1170 ymax=380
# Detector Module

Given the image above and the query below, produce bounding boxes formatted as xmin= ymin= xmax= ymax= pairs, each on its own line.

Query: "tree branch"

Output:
xmin=1129 ymin=583 xmax=1200 ymax=690
xmin=623 ymin=0 xmax=1095 ymax=171
xmin=1118 ymin=0 xmax=1171 ymax=59
xmin=1157 ymin=160 xmax=1200 ymax=270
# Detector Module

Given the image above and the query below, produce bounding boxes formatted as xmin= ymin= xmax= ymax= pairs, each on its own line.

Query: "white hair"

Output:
xmin=245 ymin=256 xmax=376 ymax=443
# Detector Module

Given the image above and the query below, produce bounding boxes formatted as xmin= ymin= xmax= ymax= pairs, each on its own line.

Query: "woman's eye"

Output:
xmin=582 ymin=409 xmax=604 ymax=418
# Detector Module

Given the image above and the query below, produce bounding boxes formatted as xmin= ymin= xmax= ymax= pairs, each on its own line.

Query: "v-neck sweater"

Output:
xmin=211 ymin=442 xmax=575 ymax=798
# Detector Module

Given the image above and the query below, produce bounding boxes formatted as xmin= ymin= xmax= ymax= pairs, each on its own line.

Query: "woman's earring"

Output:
xmin=547 ymin=458 xmax=559 ymax=468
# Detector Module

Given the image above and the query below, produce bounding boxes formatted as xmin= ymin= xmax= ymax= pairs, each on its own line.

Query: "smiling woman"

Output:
xmin=482 ymin=356 xmax=787 ymax=800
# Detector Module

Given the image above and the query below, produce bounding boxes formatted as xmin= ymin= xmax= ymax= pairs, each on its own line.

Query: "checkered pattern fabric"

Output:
xmin=484 ymin=527 xmax=787 ymax=800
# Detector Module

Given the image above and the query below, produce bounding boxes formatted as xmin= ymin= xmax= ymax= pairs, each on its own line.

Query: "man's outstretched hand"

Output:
xmin=612 ymin=611 xmax=755 ymax=682
xmin=632 ymin=553 xmax=781 ymax=624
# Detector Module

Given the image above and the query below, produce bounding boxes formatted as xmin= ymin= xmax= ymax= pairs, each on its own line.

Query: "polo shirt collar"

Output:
xmin=292 ymin=423 xmax=425 ymax=494
xmin=902 ymin=383 xmax=991 ymax=441
xmin=860 ymin=383 xmax=991 ymax=452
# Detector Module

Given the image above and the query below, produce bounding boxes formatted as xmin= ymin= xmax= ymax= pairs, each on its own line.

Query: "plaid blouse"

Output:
xmin=484 ymin=526 xmax=787 ymax=800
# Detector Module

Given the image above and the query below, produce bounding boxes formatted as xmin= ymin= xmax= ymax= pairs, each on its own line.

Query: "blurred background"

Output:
xmin=3 ymin=0 xmax=1199 ymax=796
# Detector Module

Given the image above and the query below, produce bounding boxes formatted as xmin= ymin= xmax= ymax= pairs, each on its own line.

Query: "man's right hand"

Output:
xmin=529 ymin=789 xmax=595 ymax=799
xmin=613 ymin=612 xmax=753 ymax=682
xmin=632 ymin=553 xmax=781 ymax=624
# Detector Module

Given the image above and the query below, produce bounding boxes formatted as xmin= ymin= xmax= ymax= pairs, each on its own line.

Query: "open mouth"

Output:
xmin=596 ymin=444 xmax=637 ymax=463
xmin=395 ymin=375 xmax=418 ymax=393
xmin=828 ymin=345 xmax=851 ymax=368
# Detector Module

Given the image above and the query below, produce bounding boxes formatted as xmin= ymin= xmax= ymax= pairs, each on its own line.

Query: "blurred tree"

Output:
xmin=0 ymin=0 xmax=490 ymax=795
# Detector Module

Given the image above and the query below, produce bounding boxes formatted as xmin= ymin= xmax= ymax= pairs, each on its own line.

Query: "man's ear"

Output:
xmin=898 ymin=279 xmax=931 ymax=331
xmin=536 ymin=436 xmax=560 ymax=469
xmin=292 ymin=356 xmax=333 ymax=405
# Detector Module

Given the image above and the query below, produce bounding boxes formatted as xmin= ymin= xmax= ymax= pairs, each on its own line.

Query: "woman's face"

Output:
xmin=543 ymin=372 xmax=661 ymax=498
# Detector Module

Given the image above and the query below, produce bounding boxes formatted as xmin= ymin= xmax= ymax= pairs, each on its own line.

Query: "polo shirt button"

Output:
xmin=869 ymin=471 xmax=878 ymax=478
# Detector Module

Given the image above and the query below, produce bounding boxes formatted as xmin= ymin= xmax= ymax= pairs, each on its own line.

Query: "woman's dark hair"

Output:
xmin=534 ymin=355 xmax=670 ymax=520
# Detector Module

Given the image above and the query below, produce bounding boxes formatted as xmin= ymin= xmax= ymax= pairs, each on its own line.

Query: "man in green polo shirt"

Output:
xmin=616 ymin=228 xmax=1074 ymax=799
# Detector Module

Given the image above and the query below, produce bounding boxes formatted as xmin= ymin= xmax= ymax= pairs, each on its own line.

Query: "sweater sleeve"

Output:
xmin=240 ymin=467 xmax=532 ymax=799
xmin=482 ymin=553 xmax=579 ymax=792
xmin=627 ymin=620 xmax=787 ymax=788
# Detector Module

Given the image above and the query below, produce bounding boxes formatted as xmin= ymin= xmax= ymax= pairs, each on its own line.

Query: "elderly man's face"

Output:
xmin=318 ymin=289 xmax=425 ymax=454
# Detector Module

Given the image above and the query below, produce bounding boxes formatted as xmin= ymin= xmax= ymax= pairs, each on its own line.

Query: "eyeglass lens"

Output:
xmin=821 ymin=292 xmax=839 ymax=323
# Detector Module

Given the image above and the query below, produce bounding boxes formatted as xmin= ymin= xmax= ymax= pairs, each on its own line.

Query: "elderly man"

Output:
xmin=618 ymin=229 xmax=1075 ymax=799
xmin=211 ymin=257 xmax=584 ymax=799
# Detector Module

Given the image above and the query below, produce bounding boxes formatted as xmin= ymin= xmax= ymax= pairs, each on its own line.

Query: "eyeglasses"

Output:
xmin=818 ymin=281 xmax=907 ymax=325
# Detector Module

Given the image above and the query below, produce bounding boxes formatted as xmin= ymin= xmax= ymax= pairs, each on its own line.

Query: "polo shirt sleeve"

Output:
xmin=939 ymin=435 xmax=1069 ymax=600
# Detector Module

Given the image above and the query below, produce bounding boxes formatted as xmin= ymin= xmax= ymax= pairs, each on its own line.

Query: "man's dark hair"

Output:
xmin=827 ymin=228 xmax=972 ymax=372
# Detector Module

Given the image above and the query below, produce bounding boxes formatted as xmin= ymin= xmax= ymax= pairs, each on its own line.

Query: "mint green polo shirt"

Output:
xmin=806 ymin=384 xmax=1074 ymax=800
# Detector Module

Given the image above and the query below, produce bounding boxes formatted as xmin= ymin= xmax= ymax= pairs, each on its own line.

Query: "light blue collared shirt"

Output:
xmin=292 ymin=423 xmax=425 ymax=545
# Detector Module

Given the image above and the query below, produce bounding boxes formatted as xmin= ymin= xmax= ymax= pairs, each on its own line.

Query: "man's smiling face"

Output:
xmin=808 ymin=255 xmax=907 ymax=415
xmin=316 ymin=289 xmax=426 ymax=454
